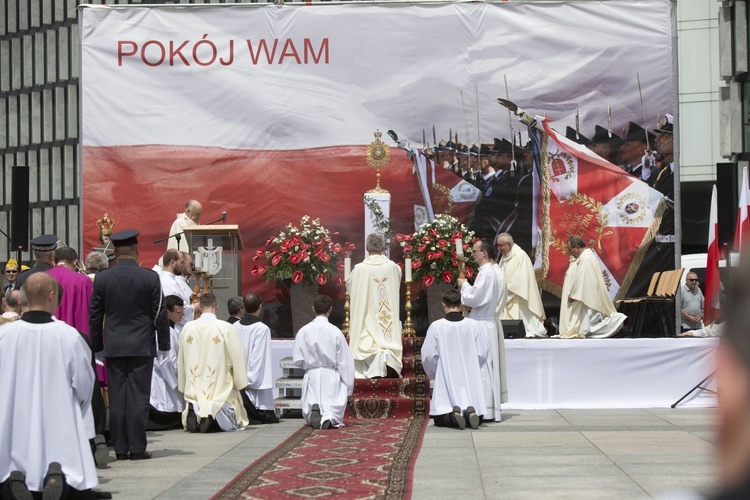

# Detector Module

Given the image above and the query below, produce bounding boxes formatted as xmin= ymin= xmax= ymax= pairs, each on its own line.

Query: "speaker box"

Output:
xmin=501 ymin=319 xmax=525 ymax=339
xmin=11 ymin=166 xmax=30 ymax=252
xmin=717 ymin=162 xmax=738 ymax=250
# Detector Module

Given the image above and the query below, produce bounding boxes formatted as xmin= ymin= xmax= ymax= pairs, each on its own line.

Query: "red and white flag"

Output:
xmin=735 ymin=166 xmax=750 ymax=253
xmin=705 ymin=185 xmax=721 ymax=325
xmin=535 ymin=118 xmax=666 ymax=301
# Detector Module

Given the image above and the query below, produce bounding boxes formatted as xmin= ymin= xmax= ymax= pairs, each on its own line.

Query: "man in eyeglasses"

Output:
xmin=679 ymin=272 xmax=704 ymax=332
xmin=4 ymin=259 xmax=19 ymax=293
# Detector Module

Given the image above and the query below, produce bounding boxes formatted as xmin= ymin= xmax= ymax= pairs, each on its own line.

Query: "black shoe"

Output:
xmin=465 ymin=407 xmax=480 ymax=429
xmin=8 ymin=471 xmax=32 ymax=500
xmin=93 ymin=435 xmax=109 ymax=469
xmin=452 ymin=406 xmax=466 ymax=430
xmin=199 ymin=415 xmax=214 ymax=433
xmin=186 ymin=403 xmax=198 ymax=433
xmin=129 ymin=451 xmax=152 ymax=461
xmin=321 ymin=420 xmax=332 ymax=430
xmin=115 ymin=454 xmax=129 ymax=461
xmin=310 ymin=403 xmax=322 ymax=429
xmin=262 ymin=410 xmax=280 ymax=424
xmin=42 ymin=462 xmax=64 ymax=500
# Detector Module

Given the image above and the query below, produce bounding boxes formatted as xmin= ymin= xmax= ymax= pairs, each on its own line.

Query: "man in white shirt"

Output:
xmin=422 ymin=288 xmax=489 ymax=430
xmin=148 ymin=295 xmax=185 ymax=431
xmin=292 ymin=295 xmax=354 ymax=429
xmin=457 ymin=238 xmax=503 ymax=422
xmin=234 ymin=293 xmax=279 ymax=424
xmin=157 ymin=249 xmax=192 ymax=328
xmin=178 ymin=293 xmax=249 ymax=433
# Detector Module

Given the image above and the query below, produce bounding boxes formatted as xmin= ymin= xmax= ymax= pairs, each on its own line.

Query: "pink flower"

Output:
xmin=437 ymin=239 xmax=448 ymax=248
xmin=317 ymin=273 xmax=328 ymax=286
xmin=319 ymin=252 xmax=331 ymax=262
xmin=418 ymin=244 xmax=427 ymax=252
xmin=271 ymin=254 xmax=282 ymax=266
xmin=442 ymin=271 xmax=453 ymax=283
xmin=292 ymin=271 xmax=304 ymax=284
xmin=465 ymin=267 xmax=474 ymax=278
xmin=423 ymin=275 xmax=435 ymax=287
xmin=411 ymin=260 xmax=422 ymax=269
xmin=426 ymin=252 xmax=438 ymax=261
xmin=289 ymin=253 xmax=302 ymax=265
xmin=257 ymin=265 xmax=267 ymax=275
xmin=403 ymin=244 xmax=413 ymax=252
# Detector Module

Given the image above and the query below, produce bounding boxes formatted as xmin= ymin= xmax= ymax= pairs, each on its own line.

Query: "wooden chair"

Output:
xmin=640 ymin=268 xmax=684 ymax=337
xmin=616 ymin=271 xmax=663 ymax=337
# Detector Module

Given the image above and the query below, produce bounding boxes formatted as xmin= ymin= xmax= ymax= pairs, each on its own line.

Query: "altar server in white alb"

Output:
xmin=0 ymin=273 xmax=100 ymax=498
xmin=148 ymin=295 xmax=185 ymax=430
xmin=178 ymin=293 xmax=249 ymax=432
xmin=557 ymin=235 xmax=626 ymax=339
xmin=496 ymin=233 xmax=548 ymax=338
xmin=457 ymin=238 xmax=503 ymax=422
xmin=292 ymin=295 xmax=354 ymax=429
xmin=422 ymin=288 xmax=490 ymax=430
xmin=491 ymin=254 xmax=510 ymax=407
xmin=346 ymin=232 xmax=403 ymax=379
xmin=234 ymin=292 xmax=279 ymax=424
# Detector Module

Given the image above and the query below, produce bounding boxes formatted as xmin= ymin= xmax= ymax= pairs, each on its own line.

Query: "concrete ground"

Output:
xmin=95 ymin=408 xmax=718 ymax=499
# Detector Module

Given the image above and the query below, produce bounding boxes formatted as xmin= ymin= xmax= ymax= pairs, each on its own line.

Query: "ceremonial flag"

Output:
xmin=735 ymin=166 xmax=750 ymax=253
xmin=705 ymin=185 xmax=721 ymax=325
xmin=535 ymin=118 xmax=666 ymax=301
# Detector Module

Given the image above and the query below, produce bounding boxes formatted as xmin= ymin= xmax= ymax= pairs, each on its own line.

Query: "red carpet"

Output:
xmin=212 ymin=416 xmax=428 ymax=499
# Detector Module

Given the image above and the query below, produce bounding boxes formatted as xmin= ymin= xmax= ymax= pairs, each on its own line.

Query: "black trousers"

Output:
xmin=106 ymin=357 xmax=154 ymax=455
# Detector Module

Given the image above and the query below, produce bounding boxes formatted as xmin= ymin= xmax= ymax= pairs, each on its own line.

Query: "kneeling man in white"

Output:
xmin=292 ymin=295 xmax=354 ymax=429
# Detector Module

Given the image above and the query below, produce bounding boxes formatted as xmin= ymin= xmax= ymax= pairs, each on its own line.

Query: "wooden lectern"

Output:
xmin=182 ymin=225 xmax=244 ymax=318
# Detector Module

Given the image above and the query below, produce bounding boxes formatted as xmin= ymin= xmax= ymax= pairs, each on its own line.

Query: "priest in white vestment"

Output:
xmin=346 ymin=233 xmax=403 ymax=379
xmin=157 ymin=249 xmax=192 ymax=327
xmin=167 ymin=200 xmax=202 ymax=253
xmin=422 ymin=288 xmax=490 ymax=429
xmin=492 ymin=260 xmax=510 ymax=405
xmin=0 ymin=273 xmax=100 ymax=496
xmin=496 ymin=233 xmax=548 ymax=338
xmin=556 ymin=235 xmax=626 ymax=339
xmin=178 ymin=293 xmax=249 ymax=432
xmin=149 ymin=295 xmax=185 ymax=430
xmin=293 ymin=295 xmax=355 ymax=429
xmin=234 ymin=292 xmax=279 ymax=424
xmin=458 ymin=238 xmax=503 ymax=422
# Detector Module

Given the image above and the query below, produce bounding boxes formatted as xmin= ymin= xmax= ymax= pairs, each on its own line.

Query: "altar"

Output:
xmin=269 ymin=337 xmax=718 ymax=410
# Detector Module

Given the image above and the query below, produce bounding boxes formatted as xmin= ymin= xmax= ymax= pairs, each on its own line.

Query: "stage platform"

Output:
xmin=270 ymin=337 xmax=719 ymax=410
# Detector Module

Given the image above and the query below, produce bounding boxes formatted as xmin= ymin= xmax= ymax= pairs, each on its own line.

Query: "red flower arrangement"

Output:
xmin=252 ymin=216 xmax=355 ymax=293
xmin=394 ymin=214 xmax=478 ymax=287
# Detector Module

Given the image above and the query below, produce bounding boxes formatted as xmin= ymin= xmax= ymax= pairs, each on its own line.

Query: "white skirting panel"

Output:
xmin=271 ymin=337 xmax=719 ymax=410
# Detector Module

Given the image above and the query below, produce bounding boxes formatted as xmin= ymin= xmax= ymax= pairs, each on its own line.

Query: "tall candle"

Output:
xmin=344 ymin=257 xmax=351 ymax=280
xmin=194 ymin=251 xmax=202 ymax=271
xmin=455 ymin=238 xmax=464 ymax=257
xmin=405 ymin=257 xmax=412 ymax=282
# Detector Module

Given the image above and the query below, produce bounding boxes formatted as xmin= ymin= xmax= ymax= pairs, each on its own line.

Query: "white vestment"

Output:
xmin=167 ymin=212 xmax=196 ymax=253
xmin=292 ymin=316 xmax=354 ymax=427
xmin=500 ymin=244 xmax=547 ymax=338
xmin=421 ymin=315 xmax=489 ymax=417
xmin=150 ymin=323 xmax=184 ymax=413
xmin=234 ymin=318 xmax=275 ymax=410
xmin=492 ymin=264 xmax=510 ymax=404
xmin=178 ymin=313 xmax=249 ymax=430
xmin=159 ymin=270 xmax=192 ymax=327
xmin=461 ymin=262 xmax=502 ymax=421
xmin=346 ymin=254 xmax=403 ymax=378
xmin=175 ymin=275 xmax=196 ymax=322
xmin=558 ymin=248 xmax=626 ymax=339
xmin=0 ymin=317 xmax=98 ymax=491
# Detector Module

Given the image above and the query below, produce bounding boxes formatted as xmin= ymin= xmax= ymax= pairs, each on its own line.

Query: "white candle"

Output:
xmin=455 ymin=238 xmax=464 ymax=257
xmin=344 ymin=257 xmax=351 ymax=280
xmin=405 ymin=257 xmax=412 ymax=282
xmin=194 ymin=251 xmax=202 ymax=271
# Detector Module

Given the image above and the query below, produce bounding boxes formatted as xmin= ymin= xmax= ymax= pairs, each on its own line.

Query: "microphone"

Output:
xmin=222 ymin=211 xmax=227 ymax=223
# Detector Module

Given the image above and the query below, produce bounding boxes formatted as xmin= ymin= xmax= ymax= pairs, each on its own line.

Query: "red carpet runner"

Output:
xmin=213 ymin=337 xmax=430 ymax=499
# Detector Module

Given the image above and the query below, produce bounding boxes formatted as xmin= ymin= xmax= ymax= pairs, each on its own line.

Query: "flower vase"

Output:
xmin=290 ymin=284 xmax=317 ymax=336
xmin=425 ymin=280 xmax=452 ymax=326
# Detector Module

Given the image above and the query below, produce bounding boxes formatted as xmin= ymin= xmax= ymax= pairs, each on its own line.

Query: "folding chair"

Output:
xmin=641 ymin=268 xmax=684 ymax=337
xmin=616 ymin=271 xmax=662 ymax=338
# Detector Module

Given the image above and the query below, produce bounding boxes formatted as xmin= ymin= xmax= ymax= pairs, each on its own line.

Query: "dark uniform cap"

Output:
xmin=109 ymin=229 xmax=140 ymax=247
xmin=443 ymin=140 xmax=456 ymax=151
xmin=565 ymin=127 xmax=590 ymax=145
xmin=491 ymin=138 xmax=514 ymax=154
xmin=590 ymin=125 xmax=622 ymax=144
xmin=623 ymin=122 xmax=655 ymax=145
xmin=480 ymin=143 xmax=492 ymax=156
xmin=456 ymin=144 xmax=470 ymax=156
xmin=654 ymin=113 xmax=674 ymax=134
xmin=30 ymin=234 xmax=58 ymax=252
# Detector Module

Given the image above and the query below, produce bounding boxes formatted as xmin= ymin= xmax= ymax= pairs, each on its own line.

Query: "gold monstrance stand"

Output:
xmin=366 ymin=130 xmax=391 ymax=194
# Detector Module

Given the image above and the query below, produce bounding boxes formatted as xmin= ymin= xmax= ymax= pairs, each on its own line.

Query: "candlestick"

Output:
xmin=405 ymin=257 xmax=412 ymax=282
xmin=344 ymin=257 xmax=351 ymax=280
xmin=403 ymin=282 xmax=415 ymax=337
xmin=455 ymin=238 xmax=464 ymax=257
xmin=342 ymin=291 xmax=350 ymax=341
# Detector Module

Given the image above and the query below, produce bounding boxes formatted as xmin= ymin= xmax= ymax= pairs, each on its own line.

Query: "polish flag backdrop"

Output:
xmin=79 ymin=2 xmax=675 ymax=298
xmin=705 ymin=185 xmax=721 ymax=325
xmin=735 ymin=166 xmax=750 ymax=253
